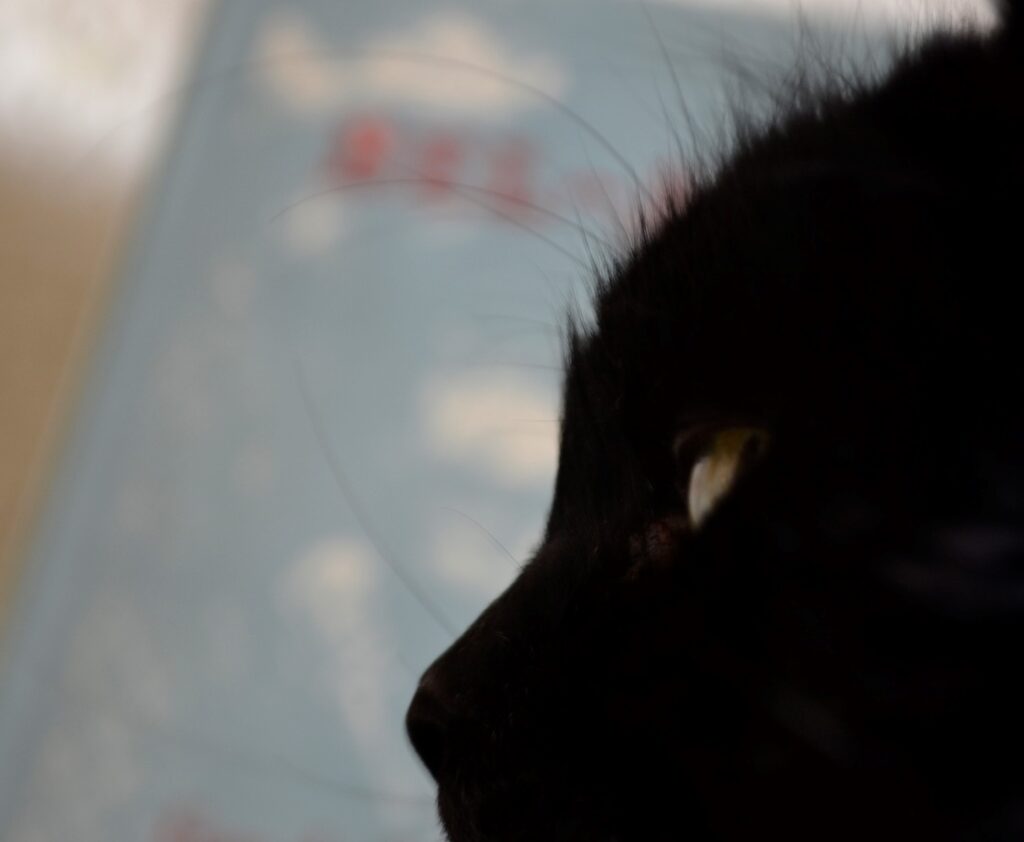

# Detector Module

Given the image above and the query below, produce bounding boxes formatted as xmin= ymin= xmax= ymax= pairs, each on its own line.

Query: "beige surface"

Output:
xmin=0 ymin=0 xmax=208 ymax=627
xmin=0 ymin=156 xmax=136 ymax=622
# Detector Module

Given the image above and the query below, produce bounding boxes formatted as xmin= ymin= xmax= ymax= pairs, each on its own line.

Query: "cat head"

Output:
xmin=407 ymin=7 xmax=1024 ymax=840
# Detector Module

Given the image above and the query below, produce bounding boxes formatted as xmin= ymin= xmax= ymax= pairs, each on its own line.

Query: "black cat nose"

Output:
xmin=406 ymin=675 xmax=454 ymax=781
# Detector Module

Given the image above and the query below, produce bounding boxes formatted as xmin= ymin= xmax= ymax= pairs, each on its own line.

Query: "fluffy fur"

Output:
xmin=407 ymin=4 xmax=1024 ymax=839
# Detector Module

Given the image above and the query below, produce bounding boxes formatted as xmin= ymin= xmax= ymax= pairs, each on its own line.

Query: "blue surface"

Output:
xmin=0 ymin=2 xmax=896 ymax=840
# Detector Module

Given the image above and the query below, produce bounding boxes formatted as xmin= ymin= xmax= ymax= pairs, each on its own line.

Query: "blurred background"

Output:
xmin=0 ymin=1 xmax=995 ymax=840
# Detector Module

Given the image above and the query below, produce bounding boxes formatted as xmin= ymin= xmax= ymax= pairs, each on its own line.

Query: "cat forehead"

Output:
xmin=546 ymin=18 xmax=1022 ymax=530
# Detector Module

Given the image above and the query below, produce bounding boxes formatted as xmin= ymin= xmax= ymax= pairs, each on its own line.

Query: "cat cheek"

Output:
xmin=626 ymin=515 xmax=688 ymax=579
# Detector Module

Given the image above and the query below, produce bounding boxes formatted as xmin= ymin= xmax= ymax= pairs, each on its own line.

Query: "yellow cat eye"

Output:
xmin=684 ymin=427 xmax=769 ymax=528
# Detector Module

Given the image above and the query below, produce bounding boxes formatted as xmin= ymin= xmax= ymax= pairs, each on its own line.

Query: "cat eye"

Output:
xmin=677 ymin=427 xmax=769 ymax=528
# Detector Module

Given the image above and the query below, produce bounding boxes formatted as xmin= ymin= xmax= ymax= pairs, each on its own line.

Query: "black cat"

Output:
xmin=406 ymin=3 xmax=1024 ymax=839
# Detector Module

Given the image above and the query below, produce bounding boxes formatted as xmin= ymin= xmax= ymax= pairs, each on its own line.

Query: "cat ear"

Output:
xmin=674 ymin=426 xmax=769 ymax=529
xmin=999 ymin=0 xmax=1022 ymax=54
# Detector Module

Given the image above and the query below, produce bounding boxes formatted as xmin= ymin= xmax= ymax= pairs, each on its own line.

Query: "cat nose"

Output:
xmin=406 ymin=674 xmax=454 ymax=781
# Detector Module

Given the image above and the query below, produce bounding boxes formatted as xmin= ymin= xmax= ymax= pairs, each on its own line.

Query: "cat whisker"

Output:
xmin=462 ymin=361 xmax=564 ymax=373
xmin=440 ymin=506 xmax=521 ymax=569
xmin=295 ymin=359 xmax=458 ymax=639
xmin=505 ymin=418 xmax=560 ymax=423
xmin=47 ymin=46 xmax=655 ymax=211
xmin=640 ymin=0 xmax=695 ymax=163
xmin=365 ymin=49 xmax=655 ymax=207
xmin=95 ymin=697 xmax=436 ymax=807
xmin=269 ymin=176 xmax=602 ymax=271
xmin=581 ymin=143 xmax=632 ymax=245
xmin=470 ymin=313 xmax=561 ymax=332
xmin=569 ymin=198 xmax=606 ymax=285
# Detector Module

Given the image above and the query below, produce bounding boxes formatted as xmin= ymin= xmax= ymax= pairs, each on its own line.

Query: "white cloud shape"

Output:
xmin=257 ymin=11 xmax=569 ymax=117
xmin=279 ymin=537 xmax=398 ymax=764
xmin=281 ymin=537 xmax=378 ymax=646
xmin=9 ymin=596 xmax=169 ymax=842
xmin=421 ymin=371 xmax=560 ymax=487
xmin=431 ymin=517 xmax=519 ymax=603
xmin=280 ymin=189 xmax=347 ymax=257
xmin=279 ymin=541 xmax=446 ymax=802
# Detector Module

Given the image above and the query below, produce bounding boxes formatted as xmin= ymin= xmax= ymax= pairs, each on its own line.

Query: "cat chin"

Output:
xmin=438 ymin=784 xmax=684 ymax=842
xmin=437 ymin=787 xmax=616 ymax=842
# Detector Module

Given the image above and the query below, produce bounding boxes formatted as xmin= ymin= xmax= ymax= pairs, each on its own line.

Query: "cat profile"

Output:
xmin=406 ymin=3 xmax=1024 ymax=839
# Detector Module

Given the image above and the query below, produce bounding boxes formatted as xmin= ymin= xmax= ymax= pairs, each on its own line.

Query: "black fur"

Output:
xmin=407 ymin=5 xmax=1024 ymax=839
